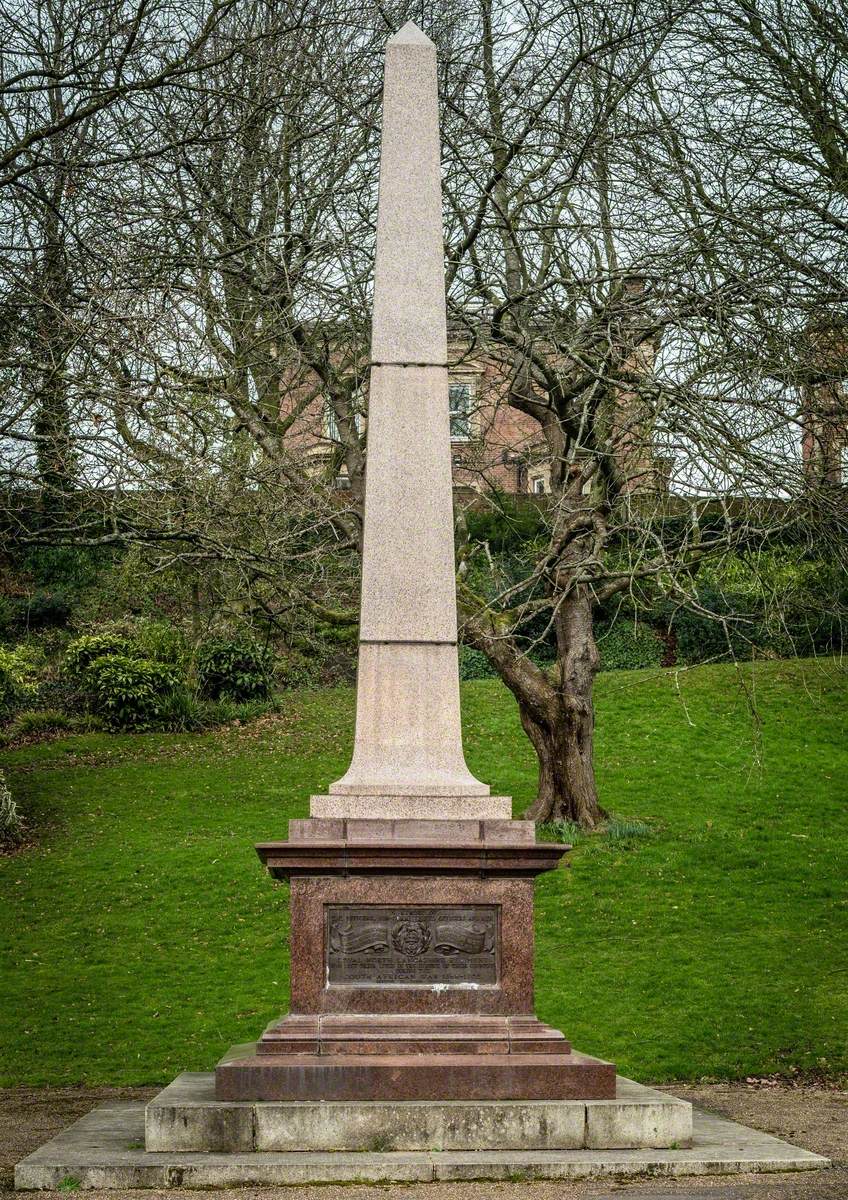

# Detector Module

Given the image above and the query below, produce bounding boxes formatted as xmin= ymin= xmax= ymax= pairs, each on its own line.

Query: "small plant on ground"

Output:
xmin=6 ymin=710 xmax=74 ymax=738
xmin=537 ymin=817 xmax=582 ymax=844
xmin=604 ymin=817 xmax=653 ymax=844
xmin=367 ymin=1132 xmax=395 ymax=1152
xmin=0 ymin=770 xmax=24 ymax=847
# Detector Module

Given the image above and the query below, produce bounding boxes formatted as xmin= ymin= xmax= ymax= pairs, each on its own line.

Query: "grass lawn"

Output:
xmin=1 ymin=657 xmax=846 ymax=1087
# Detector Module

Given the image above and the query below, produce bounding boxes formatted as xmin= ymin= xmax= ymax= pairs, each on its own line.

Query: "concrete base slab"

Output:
xmin=146 ymin=1071 xmax=690 ymax=1151
xmin=15 ymin=1099 xmax=830 ymax=1189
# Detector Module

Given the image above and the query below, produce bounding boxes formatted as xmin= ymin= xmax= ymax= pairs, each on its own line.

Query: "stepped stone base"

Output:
xmin=215 ymin=1042 xmax=615 ymax=1103
xmin=230 ymin=819 xmax=598 ymax=1104
xmin=16 ymin=1099 xmax=831 ymax=1189
xmin=147 ymin=1071 xmax=689 ymax=1152
xmin=254 ymin=1012 xmax=571 ymax=1056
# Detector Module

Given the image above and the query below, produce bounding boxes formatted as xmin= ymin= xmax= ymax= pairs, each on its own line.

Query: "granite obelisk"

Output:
xmin=314 ymin=22 xmax=506 ymax=819
xmin=213 ymin=22 xmax=616 ymax=1105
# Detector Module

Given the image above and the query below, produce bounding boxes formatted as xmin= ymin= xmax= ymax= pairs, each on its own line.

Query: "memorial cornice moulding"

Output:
xmin=255 ymin=838 xmax=567 ymax=879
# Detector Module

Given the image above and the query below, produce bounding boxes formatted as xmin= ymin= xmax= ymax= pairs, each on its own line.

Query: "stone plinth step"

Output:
xmin=215 ymin=1045 xmax=615 ymax=1103
xmin=15 ymin=1099 xmax=830 ymax=1190
xmin=256 ymin=1013 xmax=571 ymax=1056
xmin=147 ymin=1071 xmax=688 ymax=1152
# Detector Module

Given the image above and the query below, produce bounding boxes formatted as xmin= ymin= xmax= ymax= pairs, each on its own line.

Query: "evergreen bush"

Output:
xmin=82 ymin=654 xmax=181 ymax=730
xmin=65 ymin=633 xmax=139 ymax=677
xmin=0 ymin=646 xmax=40 ymax=718
xmin=1 ymin=591 xmax=72 ymax=634
xmin=197 ymin=639 xmax=272 ymax=701
xmin=458 ymin=645 xmax=498 ymax=680
xmin=668 ymin=599 xmax=765 ymax=665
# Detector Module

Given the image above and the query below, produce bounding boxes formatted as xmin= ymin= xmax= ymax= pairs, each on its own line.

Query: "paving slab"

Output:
xmin=14 ymin=1100 xmax=830 ymax=1189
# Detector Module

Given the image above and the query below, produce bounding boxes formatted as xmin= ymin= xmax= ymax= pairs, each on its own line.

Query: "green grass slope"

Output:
xmin=1 ymin=658 xmax=846 ymax=1085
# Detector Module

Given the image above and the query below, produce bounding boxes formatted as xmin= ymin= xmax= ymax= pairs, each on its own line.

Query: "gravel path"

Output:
xmin=1 ymin=1081 xmax=845 ymax=1200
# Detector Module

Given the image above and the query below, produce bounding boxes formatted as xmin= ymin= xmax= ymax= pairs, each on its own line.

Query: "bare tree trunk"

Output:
xmin=522 ymin=588 xmax=606 ymax=827
xmin=520 ymin=703 xmax=605 ymax=828
xmin=32 ymin=209 xmax=75 ymax=517
xmin=462 ymin=587 xmax=607 ymax=829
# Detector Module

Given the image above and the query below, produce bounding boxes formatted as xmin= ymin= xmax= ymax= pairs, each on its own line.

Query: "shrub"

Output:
xmin=459 ymin=645 xmax=499 ymax=680
xmin=0 ymin=770 xmax=24 ymax=847
xmin=65 ymin=633 xmax=138 ymax=677
xmin=0 ymin=591 xmax=72 ymax=635
xmin=18 ymin=590 xmax=72 ymax=631
xmin=19 ymin=544 xmax=105 ymax=592
xmin=597 ymin=623 xmax=664 ymax=671
xmin=465 ymin=496 xmax=547 ymax=553
xmin=276 ymin=651 xmax=322 ymax=691
xmin=83 ymin=654 xmax=180 ymax=730
xmin=131 ymin=619 xmax=188 ymax=665
xmin=669 ymin=605 xmax=760 ymax=666
xmin=0 ymin=646 xmax=39 ymax=719
xmin=197 ymin=639 xmax=272 ymax=701
xmin=8 ymin=710 xmax=73 ymax=738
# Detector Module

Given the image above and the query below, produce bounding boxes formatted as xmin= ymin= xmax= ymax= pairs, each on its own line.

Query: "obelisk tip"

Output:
xmin=387 ymin=20 xmax=434 ymax=47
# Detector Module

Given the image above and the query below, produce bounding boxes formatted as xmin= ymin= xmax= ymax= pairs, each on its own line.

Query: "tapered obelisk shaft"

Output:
xmin=315 ymin=23 xmax=508 ymax=820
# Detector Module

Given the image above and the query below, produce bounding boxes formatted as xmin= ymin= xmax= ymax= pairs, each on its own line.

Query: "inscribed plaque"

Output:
xmin=326 ymin=904 xmax=499 ymax=986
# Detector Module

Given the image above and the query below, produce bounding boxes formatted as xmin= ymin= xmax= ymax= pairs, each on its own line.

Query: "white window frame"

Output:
xmin=449 ymin=378 xmax=476 ymax=442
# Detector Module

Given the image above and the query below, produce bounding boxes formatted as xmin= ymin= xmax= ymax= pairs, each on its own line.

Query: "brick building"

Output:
xmin=281 ymin=331 xmax=665 ymax=498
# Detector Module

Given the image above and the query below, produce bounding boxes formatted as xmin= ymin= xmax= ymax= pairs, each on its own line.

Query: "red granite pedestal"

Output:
xmin=215 ymin=817 xmax=615 ymax=1102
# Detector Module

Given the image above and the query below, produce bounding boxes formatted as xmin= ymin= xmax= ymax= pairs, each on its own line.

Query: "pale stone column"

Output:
xmin=313 ymin=23 xmax=509 ymax=821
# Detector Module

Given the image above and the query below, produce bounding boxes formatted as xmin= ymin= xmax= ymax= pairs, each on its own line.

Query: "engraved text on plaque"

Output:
xmin=326 ymin=905 xmax=499 ymax=986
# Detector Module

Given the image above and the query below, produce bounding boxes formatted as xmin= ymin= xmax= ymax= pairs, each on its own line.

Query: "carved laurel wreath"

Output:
xmin=391 ymin=920 xmax=432 ymax=957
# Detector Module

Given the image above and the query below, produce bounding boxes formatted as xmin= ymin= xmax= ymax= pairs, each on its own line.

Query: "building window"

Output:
xmin=449 ymin=380 xmax=473 ymax=441
xmin=528 ymin=466 xmax=550 ymax=495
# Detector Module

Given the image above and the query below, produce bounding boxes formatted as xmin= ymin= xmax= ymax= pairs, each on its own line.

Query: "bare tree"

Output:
xmin=436 ymin=0 xmax=846 ymax=825
xmin=0 ymin=0 xmax=271 ymax=514
xmin=3 ymin=0 xmax=844 ymax=827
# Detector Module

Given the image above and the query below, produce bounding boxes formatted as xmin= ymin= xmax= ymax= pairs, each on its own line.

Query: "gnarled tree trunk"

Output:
xmin=522 ymin=586 xmax=606 ymax=827
xmin=462 ymin=586 xmax=607 ymax=829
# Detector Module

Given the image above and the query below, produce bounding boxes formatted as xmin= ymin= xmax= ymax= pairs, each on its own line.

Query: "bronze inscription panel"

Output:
xmin=326 ymin=905 xmax=499 ymax=986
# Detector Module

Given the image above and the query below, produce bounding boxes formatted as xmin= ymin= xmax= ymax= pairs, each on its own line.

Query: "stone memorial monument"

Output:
xmin=214 ymin=19 xmax=614 ymax=1105
xmin=22 ymin=25 xmax=833 ymax=1184
xmin=9 ymin=21 xmax=834 ymax=1190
